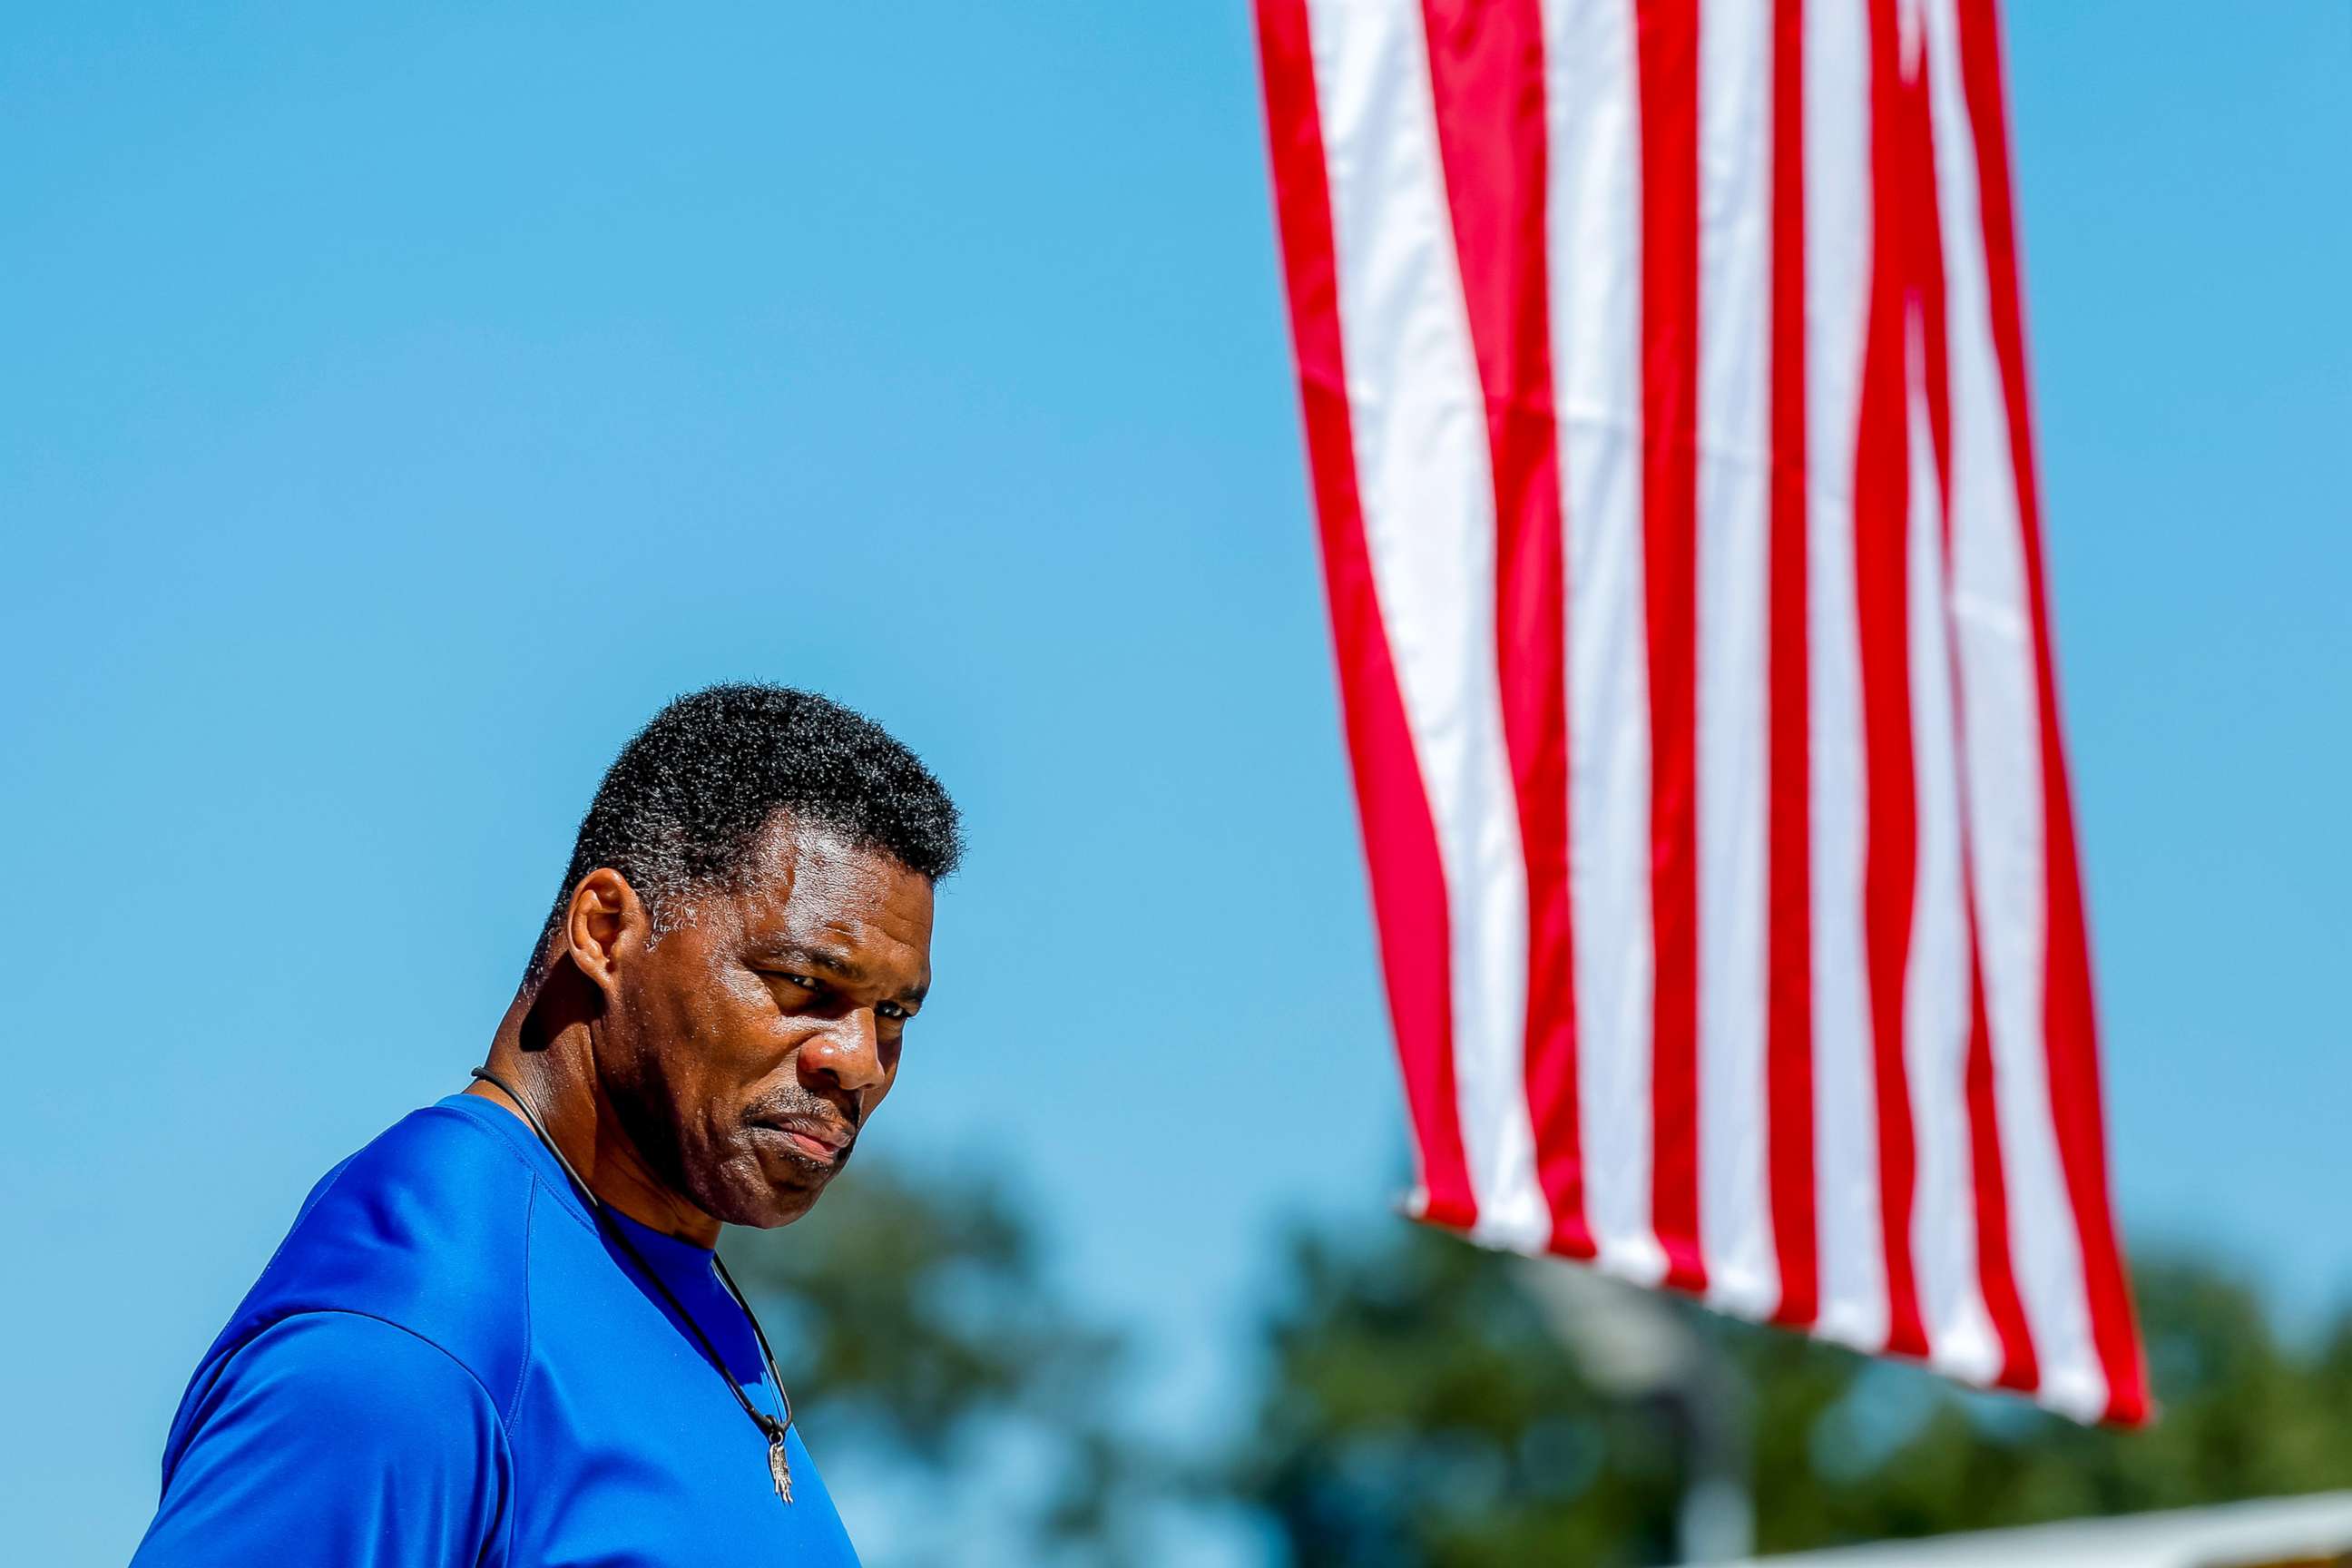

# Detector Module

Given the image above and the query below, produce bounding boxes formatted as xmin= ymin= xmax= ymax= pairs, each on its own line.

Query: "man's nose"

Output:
xmin=798 ymin=1010 xmax=886 ymax=1098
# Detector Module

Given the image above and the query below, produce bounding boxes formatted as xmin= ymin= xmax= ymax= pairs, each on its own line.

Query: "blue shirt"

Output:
xmin=132 ymin=1093 xmax=860 ymax=1566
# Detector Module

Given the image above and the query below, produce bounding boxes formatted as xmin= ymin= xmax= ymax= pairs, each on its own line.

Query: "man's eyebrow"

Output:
xmin=752 ymin=942 xmax=926 ymax=1005
xmin=751 ymin=942 xmax=863 ymax=978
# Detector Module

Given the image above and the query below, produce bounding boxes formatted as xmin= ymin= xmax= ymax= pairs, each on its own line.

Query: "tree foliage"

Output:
xmin=716 ymin=1159 xmax=2350 ymax=1564
xmin=1232 ymin=1222 xmax=1682 ymax=1566
xmin=1228 ymin=1220 xmax=2352 ymax=1565
xmin=721 ymin=1161 xmax=1151 ymax=1563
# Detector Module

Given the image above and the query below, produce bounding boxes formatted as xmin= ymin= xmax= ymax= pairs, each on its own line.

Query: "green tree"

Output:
xmin=1227 ymin=1218 xmax=2352 ymax=1564
xmin=1231 ymin=1223 xmax=1681 ymax=1566
xmin=721 ymin=1161 xmax=1153 ymax=1564
xmin=1774 ymin=1254 xmax=2352 ymax=1548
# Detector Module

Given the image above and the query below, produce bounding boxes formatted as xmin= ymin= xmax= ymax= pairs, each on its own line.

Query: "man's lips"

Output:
xmin=750 ymin=1115 xmax=854 ymax=1165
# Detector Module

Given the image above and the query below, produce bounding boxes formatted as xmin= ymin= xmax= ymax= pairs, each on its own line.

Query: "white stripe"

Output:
xmin=1694 ymin=0 xmax=1778 ymax=1318
xmin=1542 ymin=0 xmax=1664 ymax=1286
xmin=1305 ymin=0 xmax=1550 ymax=1252
xmin=1803 ymin=0 xmax=1889 ymax=1353
xmin=1902 ymin=316 xmax=2002 ymax=1383
xmin=1919 ymin=0 xmax=2107 ymax=1420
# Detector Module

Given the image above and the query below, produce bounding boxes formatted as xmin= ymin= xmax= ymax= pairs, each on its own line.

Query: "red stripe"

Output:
xmin=1853 ymin=0 xmax=1927 ymax=1358
xmin=1257 ymin=0 xmax=1479 ymax=1230
xmin=1964 ymin=946 xmax=2038 ymax=1386
xmin=1902 ymin=64 xmax=2035 ymax=1387
xmin=1764 ymin=0 xmax=1819 ymax=1328
xmin=1636 ymin=0 xmax=1706 ymax=1293
xmin=1416 ymin=0 xmax=1591 ymax=1258
xmin=1954 ymin=0 xmax=2147 ymax=1424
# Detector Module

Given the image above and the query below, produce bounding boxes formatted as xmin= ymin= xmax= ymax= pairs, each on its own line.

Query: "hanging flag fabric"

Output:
xmin=1256 ymin=0 xmax=2147 ymax=1423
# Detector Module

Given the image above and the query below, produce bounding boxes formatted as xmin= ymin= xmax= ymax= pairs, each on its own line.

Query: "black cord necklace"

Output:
xmin=468 ymin=1066 xmax=799 ymax=1504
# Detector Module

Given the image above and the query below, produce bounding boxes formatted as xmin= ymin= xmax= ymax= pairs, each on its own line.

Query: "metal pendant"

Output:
xmin=767 ymin=1429 xmax=794 ymax=1505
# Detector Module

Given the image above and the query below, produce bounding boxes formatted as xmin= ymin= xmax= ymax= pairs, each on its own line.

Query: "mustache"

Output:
xmin=746 ymin=1093 xmax=862 ymax=1136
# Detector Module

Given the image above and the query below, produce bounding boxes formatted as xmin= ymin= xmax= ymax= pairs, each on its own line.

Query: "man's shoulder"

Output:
xmin=200 ymin=1100 xmax=571 ymax=1421
xmin=309 ymin=1098 xmax=554 ymax=1226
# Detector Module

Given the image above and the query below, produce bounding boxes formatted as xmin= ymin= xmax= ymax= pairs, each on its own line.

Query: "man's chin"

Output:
xmin=735 ymin=1186 xmax=825 ymax=1229
xmin=690 ymin=1161 xmax=822 ymax=1230
xmin=710 ymin=1171 xmax=832 ymax=1230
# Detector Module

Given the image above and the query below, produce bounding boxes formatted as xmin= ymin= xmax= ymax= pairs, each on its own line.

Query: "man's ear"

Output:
xmin=564 ymin=867 xmax=650 ymax=1002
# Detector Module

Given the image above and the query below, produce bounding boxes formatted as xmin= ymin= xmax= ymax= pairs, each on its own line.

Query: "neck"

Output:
xmin=471 ymin=984 xmax=724 ymax=1250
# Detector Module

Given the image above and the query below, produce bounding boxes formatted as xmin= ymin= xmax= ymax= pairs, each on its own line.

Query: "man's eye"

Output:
xmin=768 ymin=973 xmax=819 ymax=994
xmin=877 ymin=1001 xmax=908 ymax=1021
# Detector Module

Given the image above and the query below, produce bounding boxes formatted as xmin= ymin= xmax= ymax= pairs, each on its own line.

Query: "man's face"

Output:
xmin=594 ymin=815 xmax=935 ymax=1230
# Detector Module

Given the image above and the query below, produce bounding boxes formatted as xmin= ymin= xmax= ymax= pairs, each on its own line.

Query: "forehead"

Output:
xmin=723 ymin=816 xmax=935 ymax=963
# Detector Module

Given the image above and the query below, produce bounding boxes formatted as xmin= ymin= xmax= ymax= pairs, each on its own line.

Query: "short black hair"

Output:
xmin=524 ymin=684 xmax=962 ymax=989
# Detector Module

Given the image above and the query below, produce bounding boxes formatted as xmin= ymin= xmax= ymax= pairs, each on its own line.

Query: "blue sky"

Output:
xmin=3 ymin=5 xmax=2344 ymax=1563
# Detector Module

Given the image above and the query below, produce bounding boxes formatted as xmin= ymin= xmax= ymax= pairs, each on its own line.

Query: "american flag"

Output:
xmin=1257 ymin=0 xmax=2146 ymax=1422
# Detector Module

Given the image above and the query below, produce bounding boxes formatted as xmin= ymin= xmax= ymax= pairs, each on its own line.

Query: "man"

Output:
xmin=132 ymin=683 xmax=961 ymax=1566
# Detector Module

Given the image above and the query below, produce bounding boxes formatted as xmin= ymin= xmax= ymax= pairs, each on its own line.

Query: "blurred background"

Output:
xmin=3 ymin=4 xmax=2346 ymax=1563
